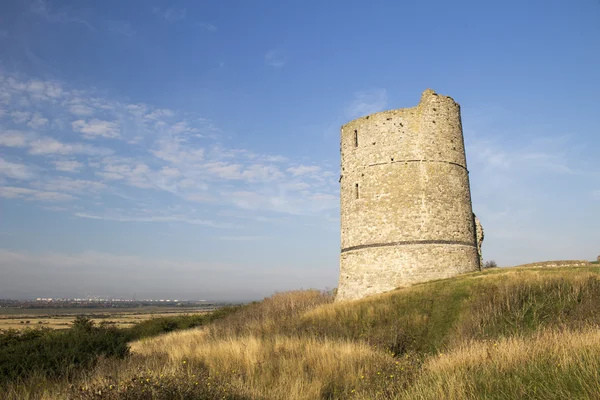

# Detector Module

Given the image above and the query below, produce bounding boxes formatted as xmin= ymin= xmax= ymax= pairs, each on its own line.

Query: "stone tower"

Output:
xmin=336 ymin=89 xmax=480 ymax=302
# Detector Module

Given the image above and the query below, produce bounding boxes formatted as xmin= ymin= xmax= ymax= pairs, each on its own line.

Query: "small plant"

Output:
xmin=72 ymin=315 xmax=95 ymax=332
xmin=484 ymin=260 xmax=498 ymax=269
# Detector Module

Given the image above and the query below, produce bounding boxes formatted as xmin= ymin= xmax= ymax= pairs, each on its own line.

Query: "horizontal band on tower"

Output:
xmin=367 ymin=159 xmax=468 ymax=171
xmin=341 ymin=239 xmax=476 ymax=253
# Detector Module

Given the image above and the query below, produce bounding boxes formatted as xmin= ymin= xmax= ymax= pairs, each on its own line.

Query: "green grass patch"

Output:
xmin=294 ymin=268 xmax=600 ymax=356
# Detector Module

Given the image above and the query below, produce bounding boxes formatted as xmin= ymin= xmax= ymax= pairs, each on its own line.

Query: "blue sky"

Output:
xmin=0 ymin=0 xmax=598 ymax=301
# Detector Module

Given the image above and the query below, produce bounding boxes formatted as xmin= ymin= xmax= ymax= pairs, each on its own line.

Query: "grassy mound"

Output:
xmin=5 ymin=266 xmax=600 ymax=399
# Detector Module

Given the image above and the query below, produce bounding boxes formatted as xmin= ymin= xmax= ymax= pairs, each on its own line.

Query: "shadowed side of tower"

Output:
xmin=336 ymin=89 xmax=480 ymax=302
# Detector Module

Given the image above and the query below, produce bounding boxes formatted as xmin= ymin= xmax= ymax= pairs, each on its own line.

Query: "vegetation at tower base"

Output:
xmin=338 ymin=89 xmax=480 ymax=302
xmin=4 ymin=265 xmax=600 ymax=399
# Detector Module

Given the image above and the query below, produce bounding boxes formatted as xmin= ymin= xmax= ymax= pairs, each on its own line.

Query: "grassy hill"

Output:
xmin=5 ymin=265 xmax=600 ymax=399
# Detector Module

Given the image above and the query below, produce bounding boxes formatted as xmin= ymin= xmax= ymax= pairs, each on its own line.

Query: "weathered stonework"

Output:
xmin=336 ymin=89 xmax=480 ymax=302
xmin=474 ymin=214 xmax=484 ymax=267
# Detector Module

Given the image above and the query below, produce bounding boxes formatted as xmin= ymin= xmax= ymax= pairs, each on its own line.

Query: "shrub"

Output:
xmin=0 ymin=324 xmax=129 ymax=385
xmin=0 ymin=306 xmax=242 ymax=388
xmin=484 ymin=260 xmax=498 ymax=269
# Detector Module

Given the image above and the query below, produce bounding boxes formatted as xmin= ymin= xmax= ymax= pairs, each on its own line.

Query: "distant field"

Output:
xmin=0 ymin=306 xmax=212 ymax=331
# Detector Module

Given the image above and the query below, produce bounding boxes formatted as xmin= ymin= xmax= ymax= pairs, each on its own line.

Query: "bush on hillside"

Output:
xmin=484 ymin=260 xmax=498 ymax=269
xmin=0 ymin=307 xmax=242 ymax=387
xmin=0 ymin=320 xmax=129 ymax=385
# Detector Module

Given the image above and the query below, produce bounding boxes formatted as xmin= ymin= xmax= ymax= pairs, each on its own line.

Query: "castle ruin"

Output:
xmin=336 ymin=89 xmax=481 ymax=302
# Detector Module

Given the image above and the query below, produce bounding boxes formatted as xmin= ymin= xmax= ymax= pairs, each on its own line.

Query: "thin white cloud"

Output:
xmin=265 ymin=50 xmax=285 ymax=68
xmin=264 ymin=155 xmax=287 ymax=163
xmin=30 ymin=0 xmax=97 ymax=32
xmin=0 ymin=157 xmax=35 ymax=180
xmin=203 ymin=162 xmax=243 ymax=180
xmin=107 ymin=20 xmax=135 ymax=37
xmin=346 ymin=88 xmax=388 ymax=119
xmin=26 ymin=112 xmax=49 ymax=129
xmin=52 ymin=160 xmax=84 ymax=172
xmin=241 ymin=164 xmax=284 ymax=182
xmin=73 ymin=212 xmax=237 ymax=228
xmin=72 ymin=119 xmax=120 ymax=139
xmin=0 ymin=186 xmax=74 ymax=201
xmin=197 ymin=22 xmax=217 ymax=32
xmin=33 ymin=177 xmax=106 ymax=194
xmin=96 ymin=159 xmax=156 ymax=189
xmin=468 ymin=136 xmax=580 ymax=177
xmin=226 ymin=188 xmax=337 ymax=216
xmin=28 ymin=137 xmax=112 ymax=156
xmin=0 ymin=130 xmax=29 ymax=147
xmin=153 ymin=7 xmax=187 ymax=22
xmin=287 ymin=165 xmax=321 ymax=177
xmin=68 ymin=103 xmax=94 ymax=116
xmin=216 ymin=236 xmax=268 ymax=241
xmin=11 ymin=111 xmax=31 ymax=124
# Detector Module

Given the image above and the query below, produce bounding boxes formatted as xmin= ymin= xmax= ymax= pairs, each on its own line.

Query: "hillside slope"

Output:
xmin=7 ymin=265 xmax=600 ymax=399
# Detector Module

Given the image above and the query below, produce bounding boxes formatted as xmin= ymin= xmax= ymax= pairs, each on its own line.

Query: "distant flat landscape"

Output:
xmin=0 ymin=306 xmax=214 ymax=331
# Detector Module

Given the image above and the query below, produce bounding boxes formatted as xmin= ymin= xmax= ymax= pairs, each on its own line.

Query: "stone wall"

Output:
xmin=336 ymin=89 xmax=480 ymax=302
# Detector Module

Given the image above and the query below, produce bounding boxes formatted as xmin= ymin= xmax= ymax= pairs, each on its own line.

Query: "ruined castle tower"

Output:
xmin=336 ymin=89 xmax=480 ymax=302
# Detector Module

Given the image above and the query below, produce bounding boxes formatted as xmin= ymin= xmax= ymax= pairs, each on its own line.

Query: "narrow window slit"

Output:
xmin=354 ymin=130 xmax=358 ymax=147
xmin=355 ymin=183 xmax=359 ymax=199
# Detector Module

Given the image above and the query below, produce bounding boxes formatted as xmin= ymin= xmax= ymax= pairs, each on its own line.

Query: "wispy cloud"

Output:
xmin=153 ymin=7 xmax=187 ymax=22
xmin=26 ymin=112 xmax=49 ymax=129
xmin=346 ymin=88 xmax=388 ymax=119
xmin=197 ymin=22 xmax=217 ymax=32
xmin=0 ymin=186 xmax=74 ymax=201
xmin=30 ymin=0 xmax=97 ymax=32
xmin=265 ymin=50 xmax=285 ymax=68
xmin=72 ymin=119 xmax=120 ymax=139
xmin=107 ymin=20 xmax=135 ymax=37
xmin=33 ymin=177 xmax=106 ymax=194
xmin=0 ymin=71 xmax=338 ymax=229
xmin=287 ymin=165 xmax=321 ymax=177
xmin=0 ymin=130 xmax=29 ymax=147
xmin=53 ymin=160 xmax=84 ymax=172
xmin=216 ymin=235 xmax=268 ymax=241
xmin=0 ymin=131 xmax=114 ymax=156
xmin=0 ymin=157 xmax=36 ymax=181
xmin=467 ymin=135 xmax=581 ymax=178
xmin=73 ymin=212 xmax=237 ymax=228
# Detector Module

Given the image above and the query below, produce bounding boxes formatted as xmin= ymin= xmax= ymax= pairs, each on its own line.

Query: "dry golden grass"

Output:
xmin=204 ymin=289 xmax=333 ymax=339
xmin=400 ymin=327 xmax=600 ymax=400
xmin=123 ymin=290 xmax=396 ymax=399
xmin=132 ymin=333 xmax=402 ymax=399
